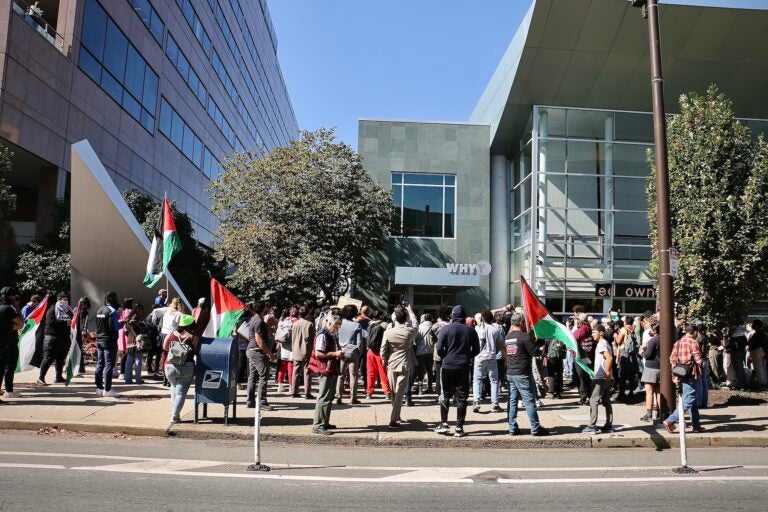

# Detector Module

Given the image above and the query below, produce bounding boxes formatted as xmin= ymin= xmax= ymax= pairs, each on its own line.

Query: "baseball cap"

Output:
xmin=577 ymin=313 xmax=588 ymax=322
xmin=197 ymin=297 xmax=205 ymax=304
xmin=178 ymin=314 xmax=195 ymax=328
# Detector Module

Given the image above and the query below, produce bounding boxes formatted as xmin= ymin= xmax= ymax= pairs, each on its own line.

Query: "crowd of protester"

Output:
xmin=1 ymin=285 xmax=766 ymax=437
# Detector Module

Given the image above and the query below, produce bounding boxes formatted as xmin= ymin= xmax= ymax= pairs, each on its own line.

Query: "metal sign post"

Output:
xmin=672 ymin=382 xmax=696 ymax=474
xmin=246 ymin=381 xmax=270 ymax=472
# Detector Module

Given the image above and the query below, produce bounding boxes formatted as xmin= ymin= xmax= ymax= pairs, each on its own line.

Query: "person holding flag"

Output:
xmin=15 ymin=294 xmax=48 ymax=375
xmin=143 ymin=196 xmax=181 ymax=288
xmin=202 ymin=278 xmax=246 ymax=340
xmin=65 ymin=300 xmax=85 ymax=386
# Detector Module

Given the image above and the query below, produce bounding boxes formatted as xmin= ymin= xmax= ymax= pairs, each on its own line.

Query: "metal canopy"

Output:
xmin=471 ymin=0 xmax=768 ymax=155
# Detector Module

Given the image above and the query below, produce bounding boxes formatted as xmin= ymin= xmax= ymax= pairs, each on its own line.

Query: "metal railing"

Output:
xmin=11 ymin=0 xmax=66 ymax=55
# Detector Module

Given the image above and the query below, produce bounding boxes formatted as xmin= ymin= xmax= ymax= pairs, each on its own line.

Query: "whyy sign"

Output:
xmin=446 ymin=260 xmax=492 ymax=277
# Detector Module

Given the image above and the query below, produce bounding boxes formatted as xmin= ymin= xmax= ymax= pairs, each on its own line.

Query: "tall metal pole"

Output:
xmin=644 ymin=0 xmax=676 ymax=415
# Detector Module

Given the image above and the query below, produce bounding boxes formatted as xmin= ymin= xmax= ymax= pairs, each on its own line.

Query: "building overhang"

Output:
xmin=471 ymin=0 xmax=768 ymax=156
xmin=394 ymin=266 xmax=481 ymax=288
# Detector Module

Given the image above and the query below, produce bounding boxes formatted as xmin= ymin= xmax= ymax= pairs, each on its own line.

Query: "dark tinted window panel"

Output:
xmin=171 ymin=110 xmax=183 ymax=147
xmin=402 ymin=186 xmax=443 ymax=237
xmin=82 ymin=0 xmax=107 ymax=60
xmin=100 ymin=71 xmax=123 ymax=103
xmin=149 ymin=10 xmax=164 ymax=43
xmin=103 ymin=20 xmax=127 ymax=82
xmin=142 ymin=69 xmax=158 ymax=111
xmin=122 ymin=93 xmax=141 ymax=120
xmin=124 ymin=45 xmax=145 ymax=99
xmin=159 ymin=99 xmax=172 ymax=135
xmin=443 ymin=187 xmax=455 ymax=238
xmin=79 ymin=48 xmax=102 ymax=83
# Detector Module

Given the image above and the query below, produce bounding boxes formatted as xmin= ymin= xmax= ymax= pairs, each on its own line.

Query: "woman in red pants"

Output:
xmin=365 ymin=311 xmax=391 ymax=399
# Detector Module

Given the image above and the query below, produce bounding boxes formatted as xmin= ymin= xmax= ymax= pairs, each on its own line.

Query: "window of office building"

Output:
xmin=159 ymin=98 xmax=203 ymax=170
xmin=391 ymin=173 xmax=455 ymax=238
xmin=174 ymin=0 xmax=212 ymax=57
xmin=166 ymin=34 xmax=207 ymax=107
xmin=127 ymin=0 xmax=164 ymax=45
xmin=79 ymin=0 xmax=158 ymax=133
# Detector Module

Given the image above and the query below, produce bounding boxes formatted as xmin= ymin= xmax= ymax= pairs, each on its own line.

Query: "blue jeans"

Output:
xmin=473 ymin=358 xmax=500 ymax=406
xmin=165 ymin=362 xmax=195 ymax=422
xmin=666 ymin=379 xmax=700 ymax=429
xmin=565 ymin=350 xmax=574 ymax=375
xmin=506 ymin=374 xmax=541 ymax=433
xmin=95 ymin=339 xmax=117 ymax=391
xmin=124 ymin=351 xmax=144 ymax=384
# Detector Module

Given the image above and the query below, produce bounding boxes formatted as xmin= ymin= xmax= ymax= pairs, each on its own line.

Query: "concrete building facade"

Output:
xmin=0 ymin=0 xmax=298 ymax=246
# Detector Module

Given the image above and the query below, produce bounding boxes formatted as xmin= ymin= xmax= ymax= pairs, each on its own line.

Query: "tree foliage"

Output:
xmin=0 ymin=146 xmax=17 ymax=285
xmin=209 ymin=128 xmax=392 ymax=304
xmin=647 ymin=85 xmax=768 ymax=332
xmin=122 ymin=189 xmax=220 ymax=301
xmin=16 ymin=199 xmax=70 ymax=295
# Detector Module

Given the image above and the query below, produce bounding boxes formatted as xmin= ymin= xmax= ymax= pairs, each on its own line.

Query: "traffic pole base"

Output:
xmin=246 ymin=463 xmax=271 ymax=472
xmin=671 ymin=466 xmax=697 ymax=475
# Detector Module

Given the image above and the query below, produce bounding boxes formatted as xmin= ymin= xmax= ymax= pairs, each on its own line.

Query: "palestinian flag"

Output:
xmin=202 ymin=278 xmax=246 ymax=338
xmin=520 ymin=276 xmax=595 ymax=377
xmin=143 ymin=197 xmax=182 ymax=287
xmin=16 ymin=296 xmax=49 ymax=372
xmin=65 ymin=309 xmax=82 ymax=386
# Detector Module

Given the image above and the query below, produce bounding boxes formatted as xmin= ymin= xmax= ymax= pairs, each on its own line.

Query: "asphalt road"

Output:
xmin=0 ymin=430 xmax=766 ymax=511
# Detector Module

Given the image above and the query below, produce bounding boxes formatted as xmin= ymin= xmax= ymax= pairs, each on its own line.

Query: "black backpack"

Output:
xmin=366 ymin=321 xmax=385 ymax=352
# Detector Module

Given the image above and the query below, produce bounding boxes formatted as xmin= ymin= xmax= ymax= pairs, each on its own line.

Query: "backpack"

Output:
xmin=366 ymin=321 xmax=385 ymax=352
xmin=275 ymin=318 xmax=292 ymax=344
xmin=168 ymin=334 xmax=193 ymax=365
xmin=624 ymin=330 xmax=639 ymax=355
xmin=547 ymin=339 xmax=567 ymax=360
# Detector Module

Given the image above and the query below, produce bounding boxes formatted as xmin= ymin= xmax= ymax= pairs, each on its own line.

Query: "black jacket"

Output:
xmin=435 ymin=305 xmax=480 ymax=370
xmin=43 ymin=307 xmax=69 ymax=340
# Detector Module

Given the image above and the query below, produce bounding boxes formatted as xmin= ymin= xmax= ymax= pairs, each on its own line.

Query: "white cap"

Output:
xmin=198 ymin=297 xmax=205 ymax=304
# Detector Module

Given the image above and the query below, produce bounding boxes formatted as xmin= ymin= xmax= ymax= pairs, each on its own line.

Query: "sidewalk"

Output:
xmin=1 ymin=369 xmax=766 ymax=449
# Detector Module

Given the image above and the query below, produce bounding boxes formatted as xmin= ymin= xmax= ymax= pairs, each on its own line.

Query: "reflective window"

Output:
xmin=166 ymin=34 xmax=207 ymax=109
xmin=127 ymin=0 xmax=164 ymax=45
xmin=78 ymin=0 xmax=158 ymax=134
xmin=158 ymin=98 xmax=212 ymax=176
xmin=391 ymin=173 xmax=456 ymax=238
xmin=174 ymin=0 xmax=212 ymax=57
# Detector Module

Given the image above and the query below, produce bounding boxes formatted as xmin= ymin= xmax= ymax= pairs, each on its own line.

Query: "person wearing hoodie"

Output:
xmin=433 ymin=305 xmax=480 ymax=437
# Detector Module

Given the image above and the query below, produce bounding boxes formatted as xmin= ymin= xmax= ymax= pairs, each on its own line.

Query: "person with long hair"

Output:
xmin=124 ymin=304 xmax=147 ymax=384
xmin=639 ymin=321 xmax=661 ymax=422
xmin=160 ymin=297 xmax=184 ymax=387
xmin=116 ymin=297 xmax=134 ymax=378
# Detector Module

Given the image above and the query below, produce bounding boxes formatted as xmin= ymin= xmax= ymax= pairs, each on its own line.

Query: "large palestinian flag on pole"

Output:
xmin=520 ymin=276 xmax=595 ymax=377
xmin=65 ymin=309 xmax=82 ymax=386
xmin=143 ymin=197 xmax=182 ymax=287
xmin=203 ymin=278 xmax=246 ymax=339
xmin=16 ymin=296 xmax=49 ymax=372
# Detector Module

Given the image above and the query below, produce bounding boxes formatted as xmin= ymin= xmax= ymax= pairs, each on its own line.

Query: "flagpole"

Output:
xmin=164 ymin=192 xmax=171 ymax=304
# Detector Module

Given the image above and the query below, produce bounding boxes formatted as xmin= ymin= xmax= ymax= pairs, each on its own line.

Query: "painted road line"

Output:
xmin=2 ymin=451 xmax=768 ymax=476
xmin=497 ymin=476 xmax=768 ymax=484
xmin=0 ymin=463 xmax=66 ymax=469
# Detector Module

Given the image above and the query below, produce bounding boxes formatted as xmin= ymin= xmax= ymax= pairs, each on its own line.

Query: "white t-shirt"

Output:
xmin=161 ymin=310 xmax=181 ymax=335
xmin=593 ymin=338 xmax=612 ymax=379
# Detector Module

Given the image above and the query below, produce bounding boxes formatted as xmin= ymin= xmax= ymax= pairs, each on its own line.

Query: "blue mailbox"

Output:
xmin=194 ymin=336 xmax=239 ymax=425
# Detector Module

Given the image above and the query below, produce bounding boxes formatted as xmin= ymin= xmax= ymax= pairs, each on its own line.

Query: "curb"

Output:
xmin=3 ymin=419 xmax=766 ymax=449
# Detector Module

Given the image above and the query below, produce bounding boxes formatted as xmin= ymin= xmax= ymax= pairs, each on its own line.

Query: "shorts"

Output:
xmin=641 ymin=367 xmax=660 ymax=384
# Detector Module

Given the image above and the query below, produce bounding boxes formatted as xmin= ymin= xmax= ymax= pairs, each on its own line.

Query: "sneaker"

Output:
xmin=366 ymin=394 xmax=373 ymax=399
xmin=277 ymin=385 xmax=285 ymax=393
xmin=509 ymin=428 xmax=520 ymax=436
xmin=324 ymin=424 xmax=337 ymax=429
xmin=663 ymin=420 xmax=675 ymax=433
xmin=2 ymin=391 xmax=22 ymax=398
xmin=434 ymin=423 xmax=450 ymax=435
xmin=532 ymin=427 xmax=549 ymax=437
xmin=388 ymin=421 xmax=401 ymax=429
xmin=246 ymin=402 xmax=255 ymax=408
xmin=535 ymin=399 xmax=544 ymax=408
xmin=291 ymin=394 xmax=301 ymax=398
xmin=103 ymin=390 xmax=120 ymax=398
xmin=601 ymin=425 xmax=614 ymax=433
xmin=95 ymin=388 xmax=103 ymax=397
xmin=453 ymin=427 xmax=467 ymax=438
xmin=472 ymin=402 xmax=480 ymax=413
xmin=305 ymin=394 xmax=315 ymax=400
xmin=350 ymin=399 xmax=361 ymax=405
xmin=491 ymin=405 xmax=503 ymax=413
xmin=639 ymin=413 xmax=653 ymax=422
xmin=582 ymin=425 xmax=600 ymax=435
xmin=405 ymin=399 xmax=414 ymax=407
xmin=260 ymin=402 xmax=272 ymax=411
xmin=36 ymin=379 xmax=48 ymax=386
xmin=335 ymin=398 xmax=343 ymax=405
xmin=312 ymin=426 xmax=332 ymax=436
xmin=691 ymin=426 xmax=706 ymax=433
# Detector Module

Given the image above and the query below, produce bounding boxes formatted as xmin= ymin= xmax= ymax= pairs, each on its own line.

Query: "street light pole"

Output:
xmin=631 ymin=0 xmax=675 ymax=415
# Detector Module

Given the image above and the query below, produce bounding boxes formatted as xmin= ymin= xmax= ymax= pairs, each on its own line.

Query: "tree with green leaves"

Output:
xmin=16 ymin=199 xmax=70 ymax=295
xmin=647 ymin=85 xmax=768 ymax=332
xmin=122 ymin=189 xmax=220 ymax=301
xmin=0 ymin=145 xmax=17 ymax=285
xmin=209 ymin=128 xmax=392 ymax=305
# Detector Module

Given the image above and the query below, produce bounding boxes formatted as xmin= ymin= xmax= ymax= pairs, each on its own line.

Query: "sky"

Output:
xmin=267 ymin=0 xmax=768 ymax=150
xmin=266 ymin=0 xmax=528 ymax=149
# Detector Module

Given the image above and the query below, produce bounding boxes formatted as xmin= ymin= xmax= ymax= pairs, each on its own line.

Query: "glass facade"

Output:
xmin=126 ymin=0 xmax=164 ymax=45
xmin=79 ymin=0 xmax=158 ymax=133
xmin=512 ymin=106 xmax=655 ymax=316
xmin=391 ymin=173 xmax=456 ymax=238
